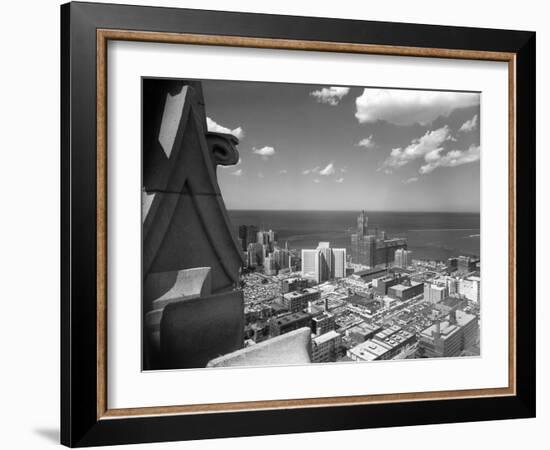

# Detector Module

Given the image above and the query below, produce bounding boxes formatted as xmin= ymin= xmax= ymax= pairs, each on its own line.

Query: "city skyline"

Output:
xmin=203 ymin=79 xmax=481 ymax=212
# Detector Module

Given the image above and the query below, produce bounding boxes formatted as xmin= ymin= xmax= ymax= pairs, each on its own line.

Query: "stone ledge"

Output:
xmin=207 ymin=327 xmax=312 ymax=368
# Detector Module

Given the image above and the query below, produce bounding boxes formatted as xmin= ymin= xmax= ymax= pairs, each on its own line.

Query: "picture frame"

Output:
xmin=60 ymin=1 xmax=536 ymax=447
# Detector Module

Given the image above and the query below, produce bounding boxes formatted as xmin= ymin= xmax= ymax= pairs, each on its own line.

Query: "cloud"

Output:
xmin=402 ymin=177 xmax=418 ymax=184
xmin=340 ymin=167 xmax=347 ymax=173
xmin=319 ymin=162 xmax=336 ymax=176
xmin=231 ymin=169 xmax=243 ymax=176
xmin=335 ymin=177 xmax=345 ymax=183
xmin=355 ymin=89 xmax=479 ymax=126
xmin=302 ymin=166 xmax=320 ymax=175
xmin=380 ymin=126 xmax=453 ymax=172
xmin=459 ymin=114 xmax=478 ymax=132
xmin=419 ymin=145 xmax=480 ymax=174
xmin=279 ymin=169 xmax=288 ymax=174
xmin=357 ymin=135 xmax=375 ymax=149
xmin=206 ymin=117 xmax=244 ymax=140
xmin=310 ymin=86 xmax=350 ymax=105
xmin=313 ymin=179 xmax=321 ymax=183
xmin=258 ymin=172 xmax=265 ymax=178
xmin=252 ymin=146 xmax=275 ymax=157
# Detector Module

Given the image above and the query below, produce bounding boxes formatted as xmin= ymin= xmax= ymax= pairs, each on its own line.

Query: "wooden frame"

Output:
xmin=61 ymin=1 xmax=535 ymax=447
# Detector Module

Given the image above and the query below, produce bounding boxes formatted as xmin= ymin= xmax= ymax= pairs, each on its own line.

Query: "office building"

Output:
xmin=282 ymin=288 xmax=321 ymax=313
xmin=246 ymin=242 xmax=264 ymax=267
xmin=418 ymin=310 xmax=478 ymax=357
xmin=301 ymin=248 xmax=321 ymax=283
xmin=238 ymin=225 xmax=258 ymax=251
xmin=457 ymin=256 xmax=479 ymax=275
xmin=351 ymin=267 xmax=388 ymax=283
xmin=311 ymin=330 xmax=342 ymax=363
xmin=424 ymin=283 xmax=449 ymax=303
xmin=332 ymin=248 xmax=347 ymax=278
xmin=281 ymin=277 xmax=309 ymax=293
xmin=269 ymin=311 xmax=312 ymax=337
xmin=372 ymin=273 xmax=407 ymax=295
xmin=272 ymin=248 xmax=291 ymax=271
xmin=263 ymin=255 xmax=277 ymax=276
xmin=301 ymin=242 xmax=346 ymax=283
xmin=311 ymin=312 xmax=336 ymax=336
xmin=350 ymin=211 xmax=407 ymax=267
xmin=394 ymin=248 xmax=413 ymax=268
xmin=347 ymin=326 xmax=415 ymax=362
xmin=387 ymin=281 xmax=423 ymax=301
xmin=346 ymin=323 xmax=383 ymax=344
xmin=317 ymin=242 xmax=333 ymax=281
xmin=459 ymin=276 xmax=481 ymax=303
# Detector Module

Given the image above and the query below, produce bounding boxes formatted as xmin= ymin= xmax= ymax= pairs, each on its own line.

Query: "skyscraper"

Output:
xmin=317 ymin=242 xmax=333 ymax=281
xmin=394 ymin=248 xmax=413 ymax=268
xmin=247 ymin=242 xmax=264 ymax=267
xmin=238 ymin=225 xmax=258 ymax=251
xmin=357 ymin=210 xmax=368 ymax=236
xmin=301 ymin=243 xmax=347 ymax=283
xmin=301 ymin=249 xmax=320 ymax=283
xmin=272 ymin=248 xmax=290 ymax=271
xmin=263 ymin=255 xmax=277 ymax=275
xmin=332 ymin=248 xmax=347 ymax=278
xmin=350 ymin=211 xmax=407 ymax=268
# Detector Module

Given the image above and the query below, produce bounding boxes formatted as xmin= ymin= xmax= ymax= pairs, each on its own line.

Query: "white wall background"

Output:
xmin=0 ymin=0 xmax=545 ymax=449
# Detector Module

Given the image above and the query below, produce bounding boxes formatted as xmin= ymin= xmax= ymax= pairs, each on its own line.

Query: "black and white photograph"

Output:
xmin=142 ymin=78 xmax=481 ymax=371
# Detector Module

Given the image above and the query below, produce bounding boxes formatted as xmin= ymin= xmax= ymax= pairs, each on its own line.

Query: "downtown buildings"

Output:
xmin=301 ymin=242 xmax=346 ymax=284
xmin=418 ymin=310 xmax=478 ymax=357
xmin=350 ymin=211 xmax=408 ymax=268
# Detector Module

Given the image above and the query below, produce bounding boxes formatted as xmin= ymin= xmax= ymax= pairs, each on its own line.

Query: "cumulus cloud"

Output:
xmin=231 ymin=169 xmax=243 ymax=176
xmin=313 ymin=179 xmax=321 ymax=183
xmin=402 ymin=177 xmax=418 ymax=184
xmin=302 ymin=166 xmax=320 ymax=175
xmin=206 ymin=117 xmax=244 ymax=140
xmin=357 ymin=135 xmax=375 ymax=149
xmin=380 ymin=126 xmax=453 ymax=172
xmin=419 ymin=145 xmax=480 ymax=174
xmin=319 ymin=162 xmax=336 ymax=176
xmin=355 ymin=89 xmax=479 ymax=126
xmin=310 ymin=86 xmax=350 ymax=106
xmin=252 ymin=146 xmax=275 ymax=157
xmin=279 ymin=169 xmax=288 ymax=174
xmin=335 ymin=177 xmax=345 ymax=183
xmin=459 ymin=114 xmax=478 ymax=132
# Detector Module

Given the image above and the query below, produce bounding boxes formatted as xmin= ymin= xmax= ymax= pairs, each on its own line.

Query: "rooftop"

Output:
xmin=313 ymin=330 xmax=341 ymax=345
xmin=272 ymin=311 xmax=311 ymax=326
xmin=283 ymin=288 xmax=320 ymax=299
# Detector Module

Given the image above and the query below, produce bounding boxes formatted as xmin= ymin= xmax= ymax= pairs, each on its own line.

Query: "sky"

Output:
xmin=202 ymin=79 xmax=481 ymax=212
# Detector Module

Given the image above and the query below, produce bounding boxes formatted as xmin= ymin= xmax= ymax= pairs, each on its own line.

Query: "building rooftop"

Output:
xmin=389 ymin=284 xmax=408 ymax=292
xmin=272 ymin=311 xmax=311 ymax=326
xmin=348 ymin=323 xmax=380 ymax=335
xmin=420 ymin=310 xmax=477 ymax=340
xmin=283 ymin=288 xmax=320 ymax=299
xmin=354 ymin=268 xmax=387 ymax=277
xmin=313 ymin=330 xmax=341 ymax=345
xmin=348 ymin=339 xmax=391 ymax=361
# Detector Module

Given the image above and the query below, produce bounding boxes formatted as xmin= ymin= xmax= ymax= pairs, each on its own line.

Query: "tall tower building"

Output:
xmin=357 ymin=210 xmax=368 ymax=236
xmin=302 ymin=243 xmax=347 ymax=283
xmin=394 ymin=248 xmax=413 ymax=268
xmin=317 ymin=242 xmax=333 ymax=281
xmin=332 ymin=248 xmax=347 ymax=279
xmin=301 ymin=249 xmax=321 ymax=284
xmin=350 ymin=211 xmax=406 ymax=268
